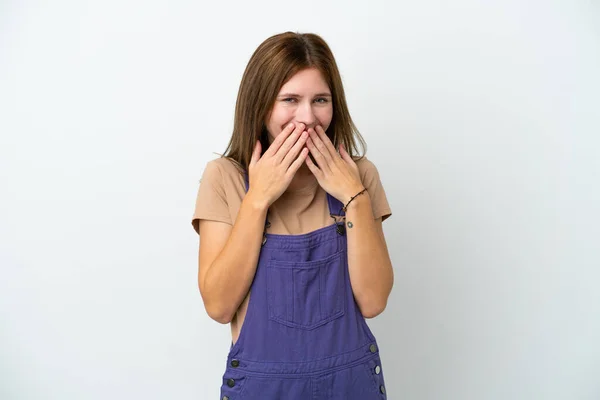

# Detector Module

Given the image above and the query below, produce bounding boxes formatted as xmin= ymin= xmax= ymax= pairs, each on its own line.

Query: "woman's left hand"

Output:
xmin=305 ymin=125 xmax=365 ymax=204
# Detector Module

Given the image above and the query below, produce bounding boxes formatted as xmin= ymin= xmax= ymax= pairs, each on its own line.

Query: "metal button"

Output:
xmin=222 ymin=397 xmax=229 ymax=400
xmin=231 ymin=359 xmax=239 ymax=368
xmin=369 ymin=344 xmax=377 ymax=353
xmin=375 ymin=365 xmax=381 ymax=374
xmin=227 ymin=378 xmax=235 ymax=388
xmin=380 ymin=385 xmax=386 ymax=394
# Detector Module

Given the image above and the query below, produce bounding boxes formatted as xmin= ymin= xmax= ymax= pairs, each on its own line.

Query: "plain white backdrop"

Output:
xmin=1 ymin=1 xmax=599 ymax=399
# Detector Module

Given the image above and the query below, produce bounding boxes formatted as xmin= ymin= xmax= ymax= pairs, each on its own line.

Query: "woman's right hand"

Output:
xmin=247 ymin=122 xmax=309 ymax=209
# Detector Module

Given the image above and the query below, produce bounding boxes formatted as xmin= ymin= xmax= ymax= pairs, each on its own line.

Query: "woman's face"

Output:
xmin=265 ymin=67 xmax=333 ymax=142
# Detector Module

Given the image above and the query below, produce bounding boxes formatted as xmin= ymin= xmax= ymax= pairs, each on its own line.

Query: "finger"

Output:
xmin=249 ymin=140 xmax=261 ymax=168
xmin=304 ymin=153 xmax=323 ymax=178
xmin=263 ymin=122 xmax=297 ymax=158
xmin=315 ymin=125 xmax=337 ymax=156
xmin=282 ymin=130 xmax=309 ymax=167
xmin=286 ymin=147 xmax=309 ymax=175
xmin=339 ymin=142 xmax=353 ymax=164
xmin=308 ymin=128 xmax=333 ymax=165
xmin=306 ymin=136 xmax=331 ymax=173
xmin=274 ymin=123 xmax=306 ymax=163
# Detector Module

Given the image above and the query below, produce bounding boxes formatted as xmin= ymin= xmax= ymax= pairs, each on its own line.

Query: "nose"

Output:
xmin=295 ymin=101 xmax=316 ymax=128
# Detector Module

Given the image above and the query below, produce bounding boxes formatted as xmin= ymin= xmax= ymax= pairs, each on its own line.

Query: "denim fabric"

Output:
xmin=218 ymin=175 xmax=388 ymax=400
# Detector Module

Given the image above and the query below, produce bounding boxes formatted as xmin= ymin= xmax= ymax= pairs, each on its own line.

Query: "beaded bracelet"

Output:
xmin=342 ymin=188 xmax=367 ymax=213
xmin=329 ymin=188 xmax=368 ymax=236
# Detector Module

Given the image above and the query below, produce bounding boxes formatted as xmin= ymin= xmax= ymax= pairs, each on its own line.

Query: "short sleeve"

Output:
xmin=357 ymin=157 xmax=392 ymax=222
xmin=191 ymin=160 xmax=233 ymax=234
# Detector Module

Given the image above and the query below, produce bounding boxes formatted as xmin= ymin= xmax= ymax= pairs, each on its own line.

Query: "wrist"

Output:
xmin=344 ymin=189 xmax=370 ymax=212
xmin=343 ymin=185 xmax=366 ymax=204
xmin=342 ymin=186 xmax=368 ymax=212
xmin=244 ymin=189 xmax=270 ymax=213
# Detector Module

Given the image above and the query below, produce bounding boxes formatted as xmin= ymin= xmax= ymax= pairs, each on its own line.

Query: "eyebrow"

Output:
xmin=278 ymin=92 xmax=332 ymax=97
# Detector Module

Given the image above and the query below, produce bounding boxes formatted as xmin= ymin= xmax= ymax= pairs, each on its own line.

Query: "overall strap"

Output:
xmin=243 ymin=171 xmax=249 ymax=193
xmin=327 ymin=193 xmax=346 ymax=217
xmin=327 ymin=192 xmax=347 ymax=236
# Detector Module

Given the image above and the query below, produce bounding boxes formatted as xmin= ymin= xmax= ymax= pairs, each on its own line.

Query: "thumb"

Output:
xmin=249 ymin=140 xmax=261 ymax=168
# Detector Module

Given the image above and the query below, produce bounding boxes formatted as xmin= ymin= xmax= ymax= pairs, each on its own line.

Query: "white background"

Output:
xmin=1 ymin=1 xmax=599 ymax=399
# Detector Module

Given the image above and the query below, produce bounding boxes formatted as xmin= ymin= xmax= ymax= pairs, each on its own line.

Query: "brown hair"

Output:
xmin=221 ymin=31 xmax=366 ymax=173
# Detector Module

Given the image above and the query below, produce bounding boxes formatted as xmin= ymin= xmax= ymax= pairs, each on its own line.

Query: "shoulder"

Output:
xmin=204 ymin=157 xmax=241 ymax=175
xmin=201 ymin=157 xmax=244 ymax=185
xmin=355 ymin=155 xmax=377 ymax=172
xmin=354 ymin=156 xmax=381 ymax=183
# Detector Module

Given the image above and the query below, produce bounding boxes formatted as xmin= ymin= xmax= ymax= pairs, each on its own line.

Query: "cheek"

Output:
xmin=266 ymin=108 xmax=288 ymax=138
xmin=317 ymin=107 xmax=333 ymax=129
xmin=269 ymin=107 xmax=293 ymax=130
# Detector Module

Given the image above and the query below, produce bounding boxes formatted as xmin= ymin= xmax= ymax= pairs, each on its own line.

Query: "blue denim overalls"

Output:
xmin=218 ymin=173 xmax=388 ymax=399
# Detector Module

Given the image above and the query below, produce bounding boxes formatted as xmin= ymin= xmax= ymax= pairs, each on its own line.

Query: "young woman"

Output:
xmin=192 ymin=31 xmax=394 ymax=400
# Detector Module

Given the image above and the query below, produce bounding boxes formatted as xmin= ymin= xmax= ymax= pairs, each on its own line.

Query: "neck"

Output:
xmin=287 ymin=164 xmax=317 ymax=192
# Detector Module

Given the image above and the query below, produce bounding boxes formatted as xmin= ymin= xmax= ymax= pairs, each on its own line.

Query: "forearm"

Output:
xmin=345 ymin=193 xmax=394 ymax=318
xmin=202 ymin=191 xmax=268 ymax=323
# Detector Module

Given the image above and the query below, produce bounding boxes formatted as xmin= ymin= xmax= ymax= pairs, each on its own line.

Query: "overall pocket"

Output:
xmin=266 ymin=249 xmax=346 ymax=330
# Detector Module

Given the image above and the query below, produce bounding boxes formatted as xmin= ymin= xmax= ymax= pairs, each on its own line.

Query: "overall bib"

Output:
xmin=219 ymin=175 xmax=388 ymax=400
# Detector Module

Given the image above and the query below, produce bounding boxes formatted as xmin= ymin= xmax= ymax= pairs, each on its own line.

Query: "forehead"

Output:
xmin=279 ymin=68 xmax=330 ymax=93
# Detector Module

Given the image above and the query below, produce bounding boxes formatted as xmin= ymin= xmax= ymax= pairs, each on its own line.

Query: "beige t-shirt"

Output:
xmin=191 ymin=156 xmax=392 ymax=234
